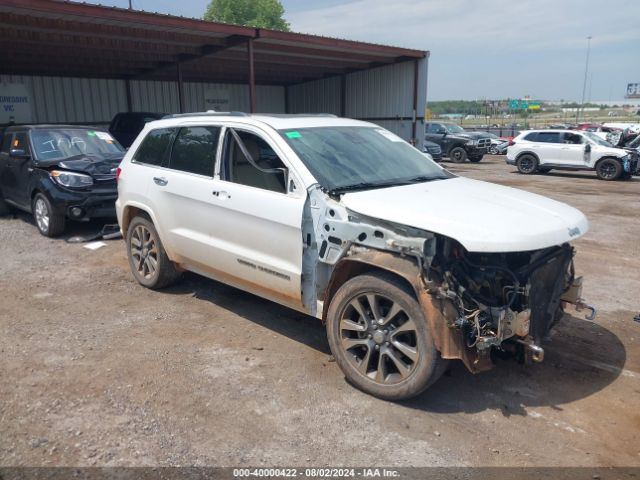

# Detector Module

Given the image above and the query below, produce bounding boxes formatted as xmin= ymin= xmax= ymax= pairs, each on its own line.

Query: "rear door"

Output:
xmin=532 ymin=131 xmax=563 ymax=165
xmin=425 ymin=123 xmax=446 ymax=147
xmin=0 ymin=132 xmax=13 ymax=199
xmin=2 ymin=131 xmax=32 ymax=207
xmin=145 ymin=125 xmax=222 ymax=268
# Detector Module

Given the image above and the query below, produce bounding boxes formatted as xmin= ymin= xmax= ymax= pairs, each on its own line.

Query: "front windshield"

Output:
xmin=280 ymin=126 xmax=450 ymax=192
xmin=30 ymin=128 xmax=124 ymax=161
xmin=583 ymin=131 xmax=613 ymax=147
xmin=445 ymin=124 xmax=465 ymax=134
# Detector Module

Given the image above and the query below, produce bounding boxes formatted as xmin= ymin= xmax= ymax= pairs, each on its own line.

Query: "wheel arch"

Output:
xmin=321 ymin=248 xmax=484 ymax=372
xmin=120 ymin=204 xmax=155 ymax=238
xmin=594 ymin=155 xmax=623 ymax=169
xmin=321 ymin=254 xmax=419 ymax=324
xmin=515 ymin=150 xmax=540 ymax=162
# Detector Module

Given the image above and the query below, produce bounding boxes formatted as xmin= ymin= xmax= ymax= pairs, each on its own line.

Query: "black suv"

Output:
xmin=0 ymin=125 xmax=125 ymax=236
xmin=109 ymin=112 xmax=167 ymax=148
xmin=424 ymin=122 xmax=492 ymax=163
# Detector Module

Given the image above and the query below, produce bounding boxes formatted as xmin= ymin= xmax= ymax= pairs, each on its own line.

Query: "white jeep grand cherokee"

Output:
xmin=116 ymin=113 xmax=594 ymax=400
xmin=507 ymin=129 xmax=637 ymax=180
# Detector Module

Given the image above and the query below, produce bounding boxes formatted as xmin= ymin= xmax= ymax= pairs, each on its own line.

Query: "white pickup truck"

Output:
xmin=116 ymin=113 xmax=595 ymax=400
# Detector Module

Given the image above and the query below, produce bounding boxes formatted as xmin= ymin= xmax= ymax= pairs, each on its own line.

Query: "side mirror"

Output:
xmin=9 ymin=148 xmax=29 ymax=158
xmin=439 ymin=130 xmax=447 ymax=136
xmin=584 ymin=144 xmax=591 ymax=153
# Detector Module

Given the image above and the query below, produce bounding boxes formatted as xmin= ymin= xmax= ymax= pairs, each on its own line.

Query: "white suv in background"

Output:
xmin=507 ymin=129 xmax=637 ymax=180
xmin=116 ymin=113 xmax=593 ymax=401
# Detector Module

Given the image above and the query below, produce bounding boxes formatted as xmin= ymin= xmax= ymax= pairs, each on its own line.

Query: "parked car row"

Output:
xmin=0 ymin=111 xmax=596 ymax=401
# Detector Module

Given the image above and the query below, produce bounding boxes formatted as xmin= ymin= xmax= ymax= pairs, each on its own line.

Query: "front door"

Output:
xmin=559 ymin=132 xmax=589 ymax=167
xmin=207 ymin=126 xmax=306 ymax=307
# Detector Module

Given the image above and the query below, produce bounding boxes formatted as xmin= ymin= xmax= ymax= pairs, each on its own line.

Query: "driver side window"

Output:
xmin=221 ymin=129 xmax=287 ymax=194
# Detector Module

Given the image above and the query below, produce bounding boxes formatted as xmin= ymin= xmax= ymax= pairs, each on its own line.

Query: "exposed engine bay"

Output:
xmin=427 ymin=239 xmax=594 ymax=364
xmin=302 ymin=185 xmax=596 ymax=373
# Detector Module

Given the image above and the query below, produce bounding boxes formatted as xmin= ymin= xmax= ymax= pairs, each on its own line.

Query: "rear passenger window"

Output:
xmin=134 ymin=128 xmax=175 ymax=166
xmin=169 ymin=126 xmax=220 ymax=177
xmin=535 ymin=132 xmax=561 ymax=143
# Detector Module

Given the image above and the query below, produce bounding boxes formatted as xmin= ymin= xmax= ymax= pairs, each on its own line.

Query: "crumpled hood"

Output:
xmin=38 ymin=153 xmax=123 ymax=177
xmin=340 ymin=177 xmax=588 ymax=253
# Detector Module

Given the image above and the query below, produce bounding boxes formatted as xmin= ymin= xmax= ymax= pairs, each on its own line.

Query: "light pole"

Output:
xmin=577 ymin=36 xmax=592 ymax=123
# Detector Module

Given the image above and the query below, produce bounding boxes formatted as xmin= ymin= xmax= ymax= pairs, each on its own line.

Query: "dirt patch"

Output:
xmin=1 ymin=157 xmax=639 ymax=467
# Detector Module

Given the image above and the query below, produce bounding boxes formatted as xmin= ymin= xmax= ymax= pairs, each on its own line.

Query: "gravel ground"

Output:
xmin=0 ymin=155 xmax=639 ymax=467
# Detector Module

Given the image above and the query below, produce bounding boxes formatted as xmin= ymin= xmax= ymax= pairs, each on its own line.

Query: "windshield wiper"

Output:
xmin=329 ymin=180 xmax=410 ymax=195
xmin=329 ymin=175 xmax=449 ymax=195
xmin=406 ymin=175 xmax=448 ymax=183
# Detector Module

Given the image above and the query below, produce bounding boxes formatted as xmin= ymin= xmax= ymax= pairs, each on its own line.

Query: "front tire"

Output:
xmin=326 ymin=272 xmax=445 ymax=401
xmin=32 ymin=193 xmax=65 ymax=237
xmin=126 ymin=215 xmax=182 ymax=289
xmin=516 ymin=154 xmax=538 ymax=174
xmin=448 ymin=146 xmax=467 ymax=163
xmin=596 ymin=158 xmax=622 ymax=181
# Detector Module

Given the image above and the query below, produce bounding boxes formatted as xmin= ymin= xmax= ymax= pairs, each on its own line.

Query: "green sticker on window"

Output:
xmin=286 ymin=131 xmax=301 ymax=139
xmin=87 ymin=131 xmax=96 ymax=136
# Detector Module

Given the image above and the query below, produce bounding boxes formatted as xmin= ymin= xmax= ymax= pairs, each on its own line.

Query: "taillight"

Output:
xmin=508 ymin=139 xmax=515 ymax=146
xmin=116 ymin=167 xmax=122 ymax=180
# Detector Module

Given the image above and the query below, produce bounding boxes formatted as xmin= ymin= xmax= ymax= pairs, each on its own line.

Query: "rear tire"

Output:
xmin=516 ymin=154 xmax=538 ymax=174
xmin=449 ymin=146 xmax=467 ymax=163
xmin=126 ymin=215 xmax=182 ymax=289
xmin=326 ymin=272 xmax=446 ymax=401
xmin=32 ymin=193 xmax=65 ymax=237
xmin=595 ymin=158 xmax=622 ymax=181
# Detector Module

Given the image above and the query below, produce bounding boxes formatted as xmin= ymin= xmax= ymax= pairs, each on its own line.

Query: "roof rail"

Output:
xmin=254 ymin=113 xmax=338 ymax=118
xmin=162 ymin=111 xmax=248 ymax=119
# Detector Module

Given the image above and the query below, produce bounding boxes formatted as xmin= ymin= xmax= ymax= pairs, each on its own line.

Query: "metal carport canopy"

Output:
xmin=0 ymin=0 xmax=427 ymax=112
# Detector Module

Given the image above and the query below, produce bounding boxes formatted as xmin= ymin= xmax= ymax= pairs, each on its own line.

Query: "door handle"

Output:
xmin=212 ymin=190 xmax=231 ymax=199
xmin=153 ymin=176 xmax=168 ymax=186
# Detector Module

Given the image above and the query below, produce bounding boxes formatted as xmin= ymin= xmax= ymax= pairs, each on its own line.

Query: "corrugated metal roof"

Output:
xmin=0 ymin=0 xmax=427 ymax=85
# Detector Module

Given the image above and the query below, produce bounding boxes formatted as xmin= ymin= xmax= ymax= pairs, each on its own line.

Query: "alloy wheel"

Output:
xmin=519 ymin=157 xmax=535 ymax=173
xmin=129 ymin=224 xmax=158 ymax=280
xmin=599 ymin=163 xmax=617 ymax=180
xmin=34 ymin=197 xmax=49 ymax=233
xmin=339 ymin=292 xmax=419 ymax=384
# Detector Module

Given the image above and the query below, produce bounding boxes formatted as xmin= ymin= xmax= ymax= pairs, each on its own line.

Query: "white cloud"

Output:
xmin=286 ymin=0 xmax=640 ymax=100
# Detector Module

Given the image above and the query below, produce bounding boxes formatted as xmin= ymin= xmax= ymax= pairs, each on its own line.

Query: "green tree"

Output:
xmin=203 ymin=0 xmax=290 ymax=31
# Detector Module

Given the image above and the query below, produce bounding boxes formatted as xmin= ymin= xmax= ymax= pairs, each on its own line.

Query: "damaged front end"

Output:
xmin=304 ymin=185 xmax=595 ymax=374
xmin=425 ymin=239 xmax=595 ymax=370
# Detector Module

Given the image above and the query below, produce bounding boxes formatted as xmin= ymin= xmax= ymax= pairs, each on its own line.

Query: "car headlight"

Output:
xmin=51 ymin=170 xmax=93 ymax=188
xmin=422 ymin=151 xmax=434 ymax=161
xmin=467 ymin=139 xmax=478 ymax=146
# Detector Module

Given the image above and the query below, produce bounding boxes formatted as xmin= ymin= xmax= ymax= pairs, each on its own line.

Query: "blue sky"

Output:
xmin=85 ymin=0 xmax=640 ymax=102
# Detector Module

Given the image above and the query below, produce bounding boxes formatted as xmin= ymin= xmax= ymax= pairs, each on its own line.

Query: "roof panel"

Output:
xmin=0 ymin=0 xmax=427 ymax=85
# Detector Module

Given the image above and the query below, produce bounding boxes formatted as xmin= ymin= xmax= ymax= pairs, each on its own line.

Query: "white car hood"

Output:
xmin=341 ymin=177 xmax=588 ymax=253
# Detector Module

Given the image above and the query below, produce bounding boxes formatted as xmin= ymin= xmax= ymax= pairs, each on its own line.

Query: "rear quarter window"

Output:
xmin=523 ymin=132 xmax=538 ymax=141
xmin=133 ymin=128 xmax=176 ymax=166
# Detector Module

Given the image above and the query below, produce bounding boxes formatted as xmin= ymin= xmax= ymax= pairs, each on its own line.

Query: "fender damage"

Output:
xmin=302 ymin=185 xmax=595 ymax=373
